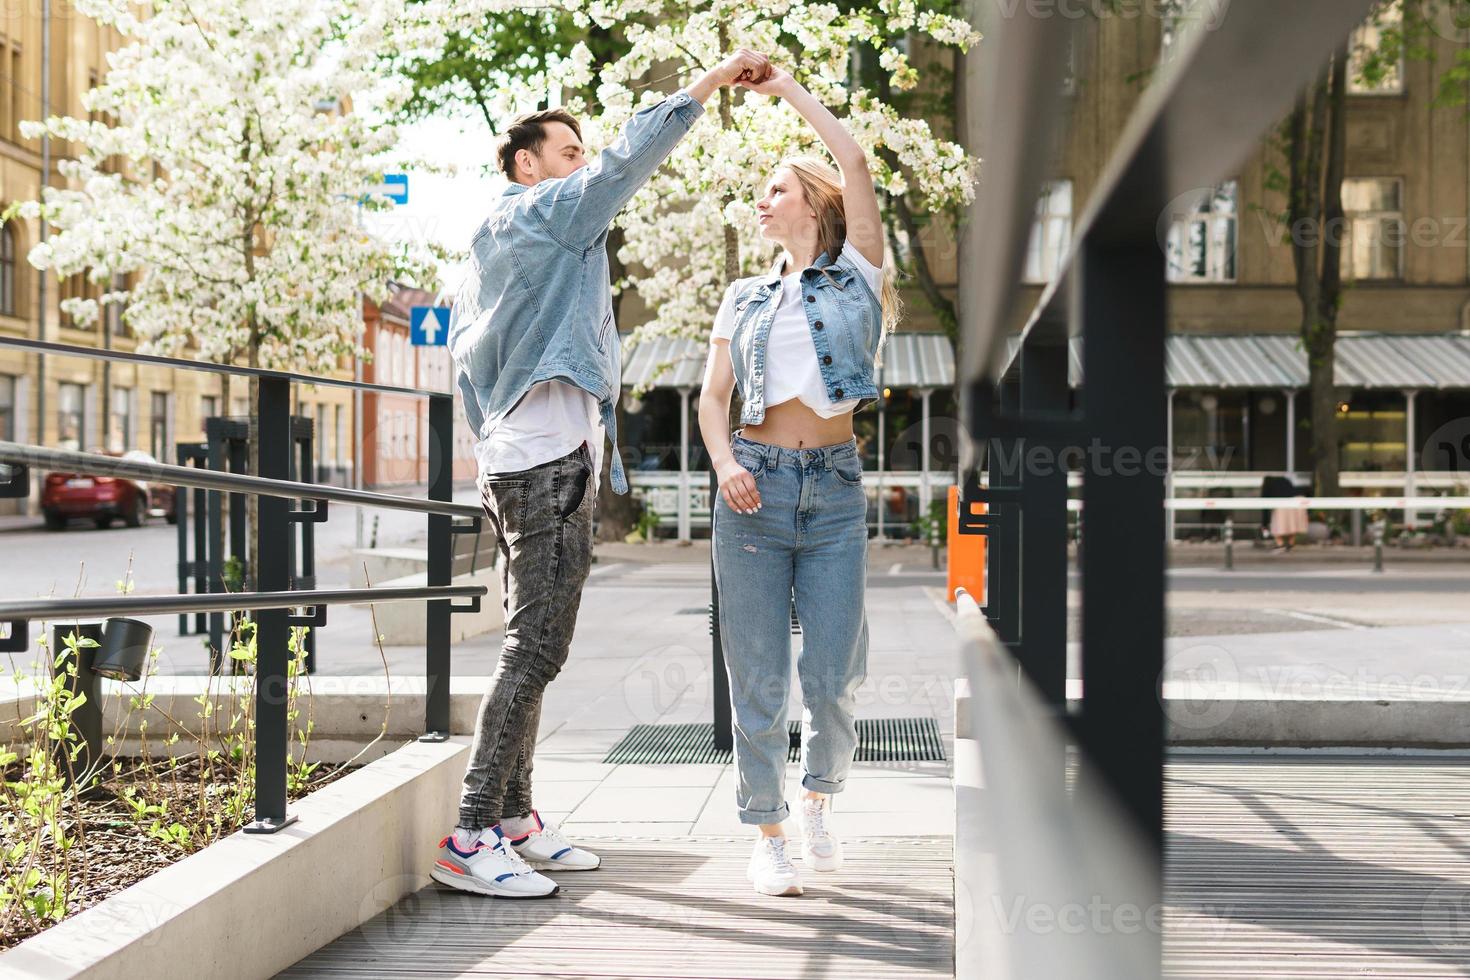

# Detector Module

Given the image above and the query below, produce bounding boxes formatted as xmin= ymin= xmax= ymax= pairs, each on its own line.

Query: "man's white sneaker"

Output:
xmin=508 ymin=811 xmax=601 ymax=871
xmin=431 ymin=826 xmax=559 ymax=898
xmin=747 ymin=836 xmax=803 ymax=897
xmin=801 ymin=796 xmax=844 ymax=872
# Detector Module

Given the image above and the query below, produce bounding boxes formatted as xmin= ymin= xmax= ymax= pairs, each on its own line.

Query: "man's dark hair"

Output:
xmin=497 ymin=108 xmax=583 ymax=181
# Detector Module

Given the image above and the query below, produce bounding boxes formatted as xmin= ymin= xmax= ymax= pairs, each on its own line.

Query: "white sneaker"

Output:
xmin=801 ymin=796 xmax=844 ymax=872
xmin=431 ymin=826 xmax=559 ymax=898
xmin=747 ymin=836 xmax=803 ymax=897
xmin=508 ymin=811 xmax=601 ymax=871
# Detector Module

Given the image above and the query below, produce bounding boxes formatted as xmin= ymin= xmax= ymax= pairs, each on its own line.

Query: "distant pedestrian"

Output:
xmin=1262 ymin=474 xmax=1306 ymax=552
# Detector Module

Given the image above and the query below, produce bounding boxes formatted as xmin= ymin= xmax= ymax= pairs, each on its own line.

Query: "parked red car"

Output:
xmin=41 ymin=450 xmax=178 ymax=530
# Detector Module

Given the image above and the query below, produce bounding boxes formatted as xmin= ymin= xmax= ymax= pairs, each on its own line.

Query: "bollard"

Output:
xmin=1372 ymin=520 xmax=1385 ymax=574
xmin=370 ymin=514 xmax=379 ymax=549
xmin=51 ymin=622 xmax=105 ymax=784
xmin=929 ymin=507 xmax=941 ymax=570
xmin=1223 ymin=517 xmax=1234 ymax=571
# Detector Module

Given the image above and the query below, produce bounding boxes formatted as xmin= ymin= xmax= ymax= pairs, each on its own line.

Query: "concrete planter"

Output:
xmin=0 ymin=737 xmax=470 ymax=980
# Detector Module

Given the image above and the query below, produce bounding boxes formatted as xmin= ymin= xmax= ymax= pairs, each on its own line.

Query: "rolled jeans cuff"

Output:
xmin=802 ymin=773 xmax=846 ymax=794
xmin=738 ymin=802 xmax=791 ymax=826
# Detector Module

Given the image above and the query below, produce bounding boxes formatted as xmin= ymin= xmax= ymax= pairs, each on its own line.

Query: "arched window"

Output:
xmin=0 ymin=223 xmax=16 ymax=317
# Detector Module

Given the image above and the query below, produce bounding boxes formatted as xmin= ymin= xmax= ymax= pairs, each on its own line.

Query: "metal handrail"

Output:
xmin=0 ymin=584 xmax=484 ymax=621
xmin=0 ymin=334 xmax=473 ymax=833
xmin=952 ymin=589 xmax=1157 ymax=979
xmin=0 ymin=441 xmax=481 ymax=519
xmin=0 ymin=336 xmax=449 ymax=398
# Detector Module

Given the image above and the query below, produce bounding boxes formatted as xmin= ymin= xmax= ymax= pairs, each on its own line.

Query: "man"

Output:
xmin=434 ymin=49 xmax=773 ymax=898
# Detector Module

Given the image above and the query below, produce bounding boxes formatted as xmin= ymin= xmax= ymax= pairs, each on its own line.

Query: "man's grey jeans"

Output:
xmin=458 ymin=441 xmax=595 ymax=830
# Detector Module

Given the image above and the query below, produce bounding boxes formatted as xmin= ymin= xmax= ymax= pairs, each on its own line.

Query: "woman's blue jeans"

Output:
xmin=712 ymin=432 xmax=870 ymax=825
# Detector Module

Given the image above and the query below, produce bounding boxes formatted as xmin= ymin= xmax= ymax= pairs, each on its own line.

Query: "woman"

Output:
xmin=698 ymin=65 xmax=899 ymax=898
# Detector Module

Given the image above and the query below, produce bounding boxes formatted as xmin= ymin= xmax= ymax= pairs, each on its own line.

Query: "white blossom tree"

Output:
xmin=419 ymin=0 xmax=981 ymax=353
xmin=9 ymin=0 xmax=445 ymax=380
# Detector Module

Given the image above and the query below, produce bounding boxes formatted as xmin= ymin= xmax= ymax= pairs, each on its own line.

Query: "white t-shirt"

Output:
xmin=712 ymin=240 xmax=883 ymax=418
xmin=473 ymin=379 xmax=604 ymax=496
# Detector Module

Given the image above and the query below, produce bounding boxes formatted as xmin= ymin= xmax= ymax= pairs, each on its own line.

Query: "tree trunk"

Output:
xmin=1287 ymin=57 xmax=1345 ymax=497
xmin=594 ymin=224 xmax=643 ymax=542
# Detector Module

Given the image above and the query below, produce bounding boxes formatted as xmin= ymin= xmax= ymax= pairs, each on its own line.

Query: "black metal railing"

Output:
xmin=0 ymin=336 xmax=485 ymax=834
xmin=952 ymin=1 xmax=1378 ymax=976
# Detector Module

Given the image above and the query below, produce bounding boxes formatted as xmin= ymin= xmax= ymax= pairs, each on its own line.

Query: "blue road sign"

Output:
xmin=382 ymin=173 xmax=409 ymax=205
xmin=410 ymin=306 xmax=450 ymax=346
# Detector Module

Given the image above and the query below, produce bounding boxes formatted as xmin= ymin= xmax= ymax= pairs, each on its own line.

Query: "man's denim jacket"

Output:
xmin=449 ymin=90 xmax=706 ymax=494
xmin=725 ymin=249 xmax=883 ymax=424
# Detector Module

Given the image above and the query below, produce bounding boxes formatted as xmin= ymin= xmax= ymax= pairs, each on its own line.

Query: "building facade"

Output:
xmin=360 ymin=285 xmax=476 ymax=489
xmin=0 ymin=5 xmax=365 ymax=513
xmin=1000 ymin=6 xmax=1470 ymax=502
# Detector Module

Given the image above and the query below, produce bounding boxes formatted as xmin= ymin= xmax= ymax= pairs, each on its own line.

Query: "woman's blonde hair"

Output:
xmin=778 ymin=155 xmax=902 ymax=364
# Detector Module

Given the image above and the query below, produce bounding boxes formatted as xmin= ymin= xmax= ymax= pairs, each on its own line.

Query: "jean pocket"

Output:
xmin=832 ymin=456 xmax=864 ymax=486
xmin=558 ymin=460 xmax=592 ymax=520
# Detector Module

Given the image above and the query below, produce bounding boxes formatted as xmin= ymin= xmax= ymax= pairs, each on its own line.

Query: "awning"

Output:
xmin=1011 ymin=333 xmax=1470 ymax=390
xmin=624 ymin=331 xmax=1470 ymax=392
xmin=620 ymin=331 xmax=956 ymax=391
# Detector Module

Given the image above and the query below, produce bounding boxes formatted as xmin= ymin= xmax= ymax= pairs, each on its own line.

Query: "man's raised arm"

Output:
xmin=531 ymin=49 xmax=771 ymax=249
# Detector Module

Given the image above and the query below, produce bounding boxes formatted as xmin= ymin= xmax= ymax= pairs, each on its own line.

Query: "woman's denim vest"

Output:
xmin=725 ymin=249 xmax=882 ymax=424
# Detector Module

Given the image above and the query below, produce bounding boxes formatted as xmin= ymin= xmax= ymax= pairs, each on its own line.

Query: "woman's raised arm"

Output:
xmin=739 ymin=68 xmax=884 ymax=267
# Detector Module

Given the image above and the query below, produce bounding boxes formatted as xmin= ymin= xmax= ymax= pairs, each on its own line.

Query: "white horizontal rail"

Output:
xmin=1064 ymin=496 xmax=1470 ymax=512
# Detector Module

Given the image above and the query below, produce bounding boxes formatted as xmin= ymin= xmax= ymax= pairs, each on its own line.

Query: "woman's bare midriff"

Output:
xmin=738 ymin=396 xmax=854 ymax=449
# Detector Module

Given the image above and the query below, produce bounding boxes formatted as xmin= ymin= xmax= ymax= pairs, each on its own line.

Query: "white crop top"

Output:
xmin=712 ymin=240 xmax=883 ymax=419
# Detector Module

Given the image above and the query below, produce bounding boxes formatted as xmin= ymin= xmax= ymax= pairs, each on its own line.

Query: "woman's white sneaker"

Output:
xmin=801 ymin=796 xmax=844 ymax=872
xmin=431 ymin=826 xmax=559 ymax=898
xmin=748 ymin=836 xmax=804 ymax=896
xmin=508 ymin=811 xmax=601 ymax=870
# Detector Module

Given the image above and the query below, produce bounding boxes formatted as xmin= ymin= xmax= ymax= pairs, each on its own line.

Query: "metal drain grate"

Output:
xmin=602 ymin=718 xmax=945 ymax=765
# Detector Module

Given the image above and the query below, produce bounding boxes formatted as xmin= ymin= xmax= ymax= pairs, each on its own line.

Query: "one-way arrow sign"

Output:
xmin=410 ymin=306 xmax=450 ymax=346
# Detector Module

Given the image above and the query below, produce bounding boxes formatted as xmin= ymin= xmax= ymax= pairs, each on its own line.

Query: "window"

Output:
xmin=200 ymin=395 xmax=218 ymax=434
xmin=0 ymin=223 xmax=14 ymax=315
xmin=150 ymin=392 xmax=169 ymax=460
xmin=1349 ymin=2 xmax=1404 ymax=95
xmin=0 ymin=374 xmax=14 ymax=440
xmin=109 ymin=386 xmax=132 ymax=451
xmin=59 ymin=274 xmax=100 ymax=330
xmin=316 ymin=403 xmax=328 ymax=471
xmin=10 ymin=44 xmax=20 ymax=144
xmin=1167 ymin=181 xmax=1238 ymax=283
xmin=1342 ymin=178 xmax=1403 ymax=281
xmin=1024 ymin=181 xmax=1073 ymax=284
xmin=57 ymin=382 xmax=85 ymax=452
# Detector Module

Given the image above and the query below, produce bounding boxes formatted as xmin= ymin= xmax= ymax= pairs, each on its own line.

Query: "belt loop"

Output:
xmin=765 ymin=442 xmax=778 ymax=471
xmin=822 ymin=446 xmax=833 ymax=471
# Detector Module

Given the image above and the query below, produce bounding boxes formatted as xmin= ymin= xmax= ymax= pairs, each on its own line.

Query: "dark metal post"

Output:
xmin=986 ymin=379 xmax=1023 ymax=647
xmin=1019 ymin=336 xmax=1070 ymax=708
xmin=246 ymin=375 xmax=295 ymax=833
xmin=51 ymin=622 xmax=104 ymax=782
xmin=709 ymin=469 xmax=732 ymax=752
xmin=423 ymin=394 xmax=453 ymax=739
xmin=295 ymin=421 xmax=318 ymax=674
xmin=1076 ymin=236 xmax=1166 ymax=854
xmin=206 ymin=422 xmax=226 ymax=670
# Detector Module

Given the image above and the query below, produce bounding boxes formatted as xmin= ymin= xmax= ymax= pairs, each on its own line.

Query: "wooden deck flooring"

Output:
xmin=1165 ymin=755 xmax=1470 ymax=978
xmin=280 ymin=836 xmax=955 ymax=980
xmin=283 ymin=755 xmax=1470 ymax=979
